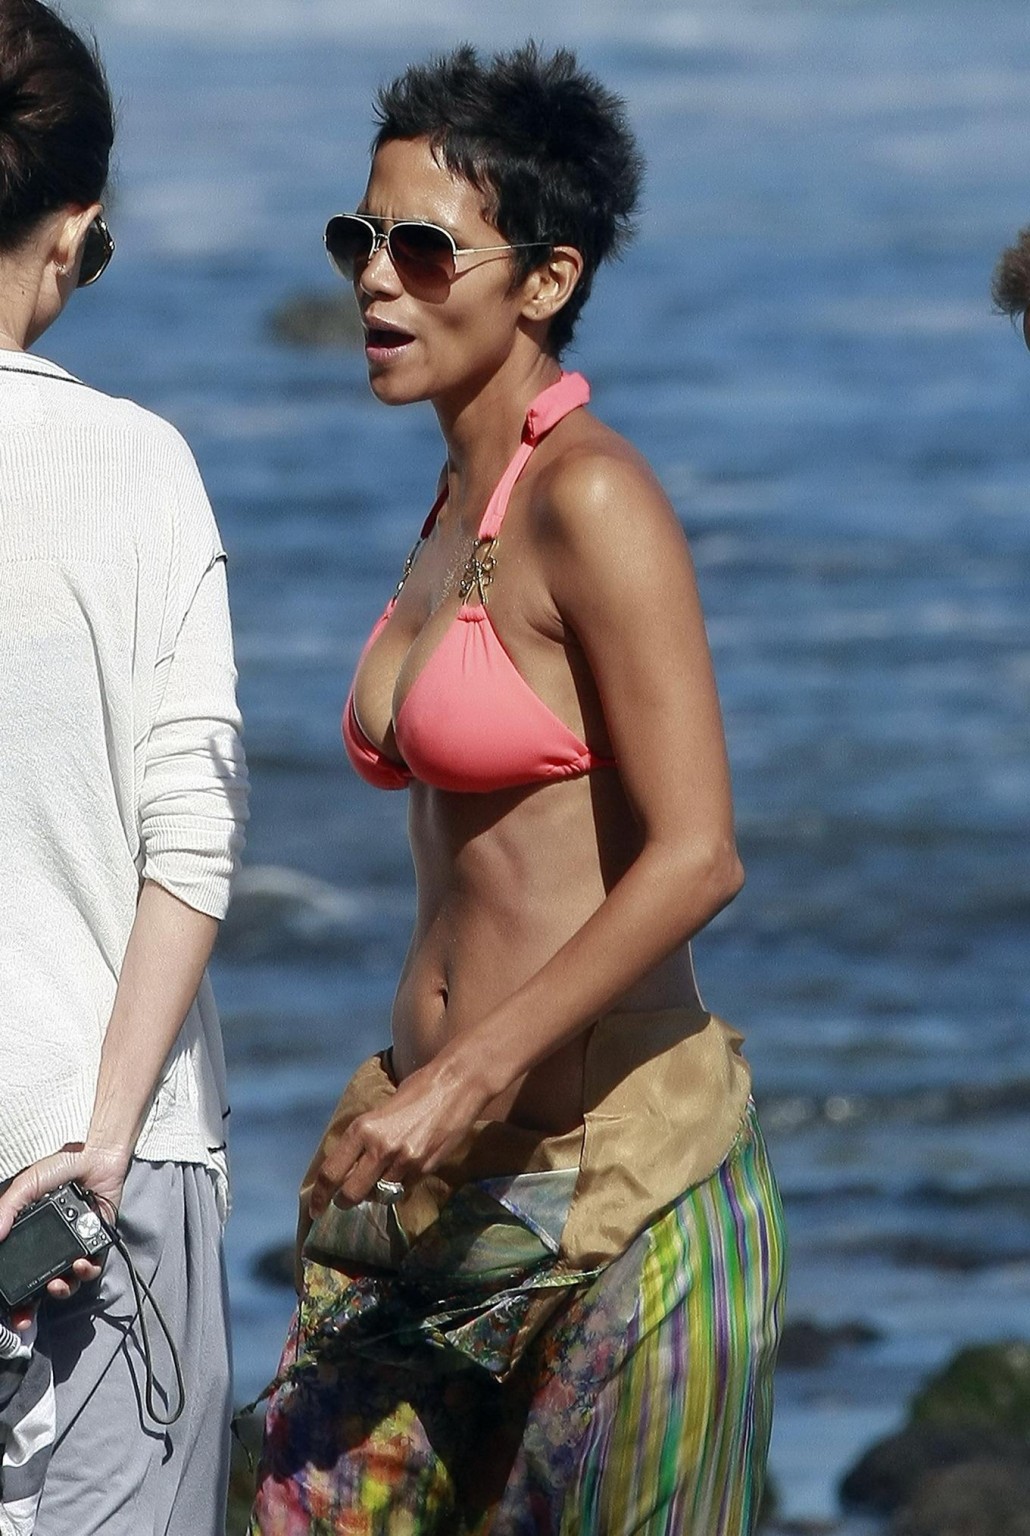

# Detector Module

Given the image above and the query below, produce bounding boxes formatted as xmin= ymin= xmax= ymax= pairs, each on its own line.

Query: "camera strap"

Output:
xmin=108 ymin=1226 xmax=185 ymax=1428
xmin=0 ymin=1318 xmax=29 ymax=1361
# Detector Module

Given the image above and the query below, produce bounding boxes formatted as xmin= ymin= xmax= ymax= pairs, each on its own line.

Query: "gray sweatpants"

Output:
xmin=33 ymin=1159 xmax=231 ymax=1536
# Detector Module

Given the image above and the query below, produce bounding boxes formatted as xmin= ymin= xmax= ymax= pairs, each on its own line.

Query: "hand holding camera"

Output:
xmin=0 ymin=1183 xmax=114 ymax=1310
xmin=0 ymin=1142 xmax=128 ymax=1322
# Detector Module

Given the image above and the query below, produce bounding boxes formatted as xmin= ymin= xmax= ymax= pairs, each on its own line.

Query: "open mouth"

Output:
xmin=365 ymin=325 xmax=415 ymax=351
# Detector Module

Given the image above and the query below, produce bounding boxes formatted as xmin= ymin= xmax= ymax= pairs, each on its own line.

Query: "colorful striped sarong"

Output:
xmin=249 ymin=1101 xmax=785 ymax=1535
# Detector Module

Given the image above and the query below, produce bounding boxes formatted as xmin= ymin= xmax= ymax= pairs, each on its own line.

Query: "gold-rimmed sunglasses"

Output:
xmin=324 ymin=212 xmax=548 ymax=287
xmin=78 ymin=214 xmax=115 ymax=289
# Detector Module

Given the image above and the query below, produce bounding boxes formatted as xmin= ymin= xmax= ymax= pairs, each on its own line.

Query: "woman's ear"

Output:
xmin=48 ymin=204 xmax=101 ymax=289
xmin=521 ymin=245 xmax=584 ymax=326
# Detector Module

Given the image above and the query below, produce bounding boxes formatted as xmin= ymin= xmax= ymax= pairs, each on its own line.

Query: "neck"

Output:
xmin=435 ymin=352 xmax=562 ymax=504
xmin=0 ymin=242 xmax=50 ymax=351
xmin=0 ymin=315 xmax=27 ymax=352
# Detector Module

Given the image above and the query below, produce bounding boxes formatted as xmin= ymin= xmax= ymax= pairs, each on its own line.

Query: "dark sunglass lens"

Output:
xmin=77 ymin=217 xmax=113 ymax=288
xmin=325 ymin=216 xmax=375 ymax=277
xmin=388 ymin=223 xmax=455 ymax=276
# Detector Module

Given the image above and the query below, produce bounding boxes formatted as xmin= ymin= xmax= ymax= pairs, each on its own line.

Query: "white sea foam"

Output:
xmin=811 ymin=297 xmax=991 ymax=339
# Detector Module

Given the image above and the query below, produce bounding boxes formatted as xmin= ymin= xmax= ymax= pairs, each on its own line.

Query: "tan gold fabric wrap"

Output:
xmin=562 ymin=1007 xmax=751 ymax=1265
xmin=297 ymin=1007 xmax=750 ymax=1282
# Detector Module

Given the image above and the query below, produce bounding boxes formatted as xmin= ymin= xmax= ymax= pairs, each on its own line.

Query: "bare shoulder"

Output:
xmin=528 ymin=412 xmax=691 ymax=578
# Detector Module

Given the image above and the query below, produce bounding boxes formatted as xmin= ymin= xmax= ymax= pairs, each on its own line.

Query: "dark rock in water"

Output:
xmin=840 ymin=1424 xmax=1030 ymax=1514
xmin=267 ymin=291 xmax=364 ymax=348
xmin=777 ymin=1317 xmax=881 ymax=1369
xmin=844 ymin=1340 xmax=1030 ymax=1518
xmin=911 ymin=1341 xmax=1030 ymax=1436
xmin=762 ymin=1522 xmax=841 ymax=1535
xmin=252 ymin=1241 xmax=296 ymax=1290
xmin=892 ymin=1460 xmax=1030 ymax=1536
xmin=913 ymin=1180 xmax=1030 ymax=1218
xmin=867 ymin=1235 xmax=1030 ymax=1272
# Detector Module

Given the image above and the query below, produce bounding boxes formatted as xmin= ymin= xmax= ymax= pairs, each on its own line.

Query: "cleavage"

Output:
xmin=351 ymin=544 xmax=464 ymax=758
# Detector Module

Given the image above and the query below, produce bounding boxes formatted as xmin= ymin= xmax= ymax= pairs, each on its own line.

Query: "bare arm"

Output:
xmin=0 ymin=881 xmax=216 ymax=1311
xmin=310 ymin=442 xmax=743 ymax=1214
xmin=0 ymin=880 xmax=217 ymax=1220
xmin=81 ymin=879 xmax=218 ymax=1194
xmin=457 ymin=445 xmax=742 ymax=1071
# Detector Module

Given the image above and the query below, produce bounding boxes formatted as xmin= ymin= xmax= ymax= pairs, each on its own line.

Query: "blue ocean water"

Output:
xmin=44 ymin=0 xmax=1030 ymax=1520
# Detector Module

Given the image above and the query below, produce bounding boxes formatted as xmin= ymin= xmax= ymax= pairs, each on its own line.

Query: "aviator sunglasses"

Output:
xmin=77 ymin=214 xmax=115 ymax=289
xmin=324 ymin=212 xmax=548 ymax=286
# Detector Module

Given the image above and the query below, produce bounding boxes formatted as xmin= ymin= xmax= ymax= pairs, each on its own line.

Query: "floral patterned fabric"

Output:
xmin=249 ymin=1103 xmax=785 ymax=1535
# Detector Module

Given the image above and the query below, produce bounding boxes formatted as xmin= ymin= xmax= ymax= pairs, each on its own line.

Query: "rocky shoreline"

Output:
xmin=765 ymin=1335 xmax=1030 ymax=1536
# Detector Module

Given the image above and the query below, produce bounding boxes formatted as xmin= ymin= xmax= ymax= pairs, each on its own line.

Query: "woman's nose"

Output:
xmin=358 ymin=239 xmax=402 ymax=297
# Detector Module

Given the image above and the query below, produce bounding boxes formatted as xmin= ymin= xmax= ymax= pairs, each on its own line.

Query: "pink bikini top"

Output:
xmin=343 ymin=371 xmax=615 ymax=793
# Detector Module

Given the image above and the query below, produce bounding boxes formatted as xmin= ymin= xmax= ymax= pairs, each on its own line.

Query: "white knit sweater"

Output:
xmin=0 ymin=350 xmax=248 ymax=1208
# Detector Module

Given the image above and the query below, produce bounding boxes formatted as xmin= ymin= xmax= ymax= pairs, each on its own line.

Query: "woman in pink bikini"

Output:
xmin=251 ymin=43 xmax=785 ymax=1536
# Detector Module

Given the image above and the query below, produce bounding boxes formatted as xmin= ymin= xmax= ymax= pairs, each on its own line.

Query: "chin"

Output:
xmin=367 ymin=365 xmax=431 ymax=408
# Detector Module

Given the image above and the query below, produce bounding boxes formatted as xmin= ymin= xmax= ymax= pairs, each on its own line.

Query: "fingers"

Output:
xmin=309 ymin=1147 xmax=389 ymax=1216
xmin=0 ymin=1147 xmax=126 ymax=1245
xmin=43 ymin=1259 xmax=102 ymax=1303
xmin=0 ymin=1150 xmax=82 ymax=1240
xmin=307 ymin=1118 xmax=414 ymax=1217
xmin=0 ymin=1169 xmax=45 ymax=1237
xmin=71 ymin=1257 xmax=103 ymax=1283
xmin=304 ymin=1066 xmax=469 ymax=1220
xmin=0 ymin=1253 xmax=104 ymax=1319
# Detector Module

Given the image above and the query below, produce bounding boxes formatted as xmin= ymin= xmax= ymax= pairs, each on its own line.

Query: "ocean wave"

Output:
xmin=763 ymin=1077 xmax=1030 ymax=1136
xmin=218 ymin=864 xmax=381 ymax=961
xmin=737 ymin=807 xmax=1029 ymax=851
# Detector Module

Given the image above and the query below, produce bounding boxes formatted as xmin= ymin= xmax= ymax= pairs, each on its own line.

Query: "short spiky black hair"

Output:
xmin=372 ymin=42 xmax=644 ymax=355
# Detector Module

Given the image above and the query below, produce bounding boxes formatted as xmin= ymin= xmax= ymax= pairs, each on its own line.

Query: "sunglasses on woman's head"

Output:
xmin=78 ymin=214 xmax=114 ymax=289
xmin=324 ymin=212 xmax=548 ymax=287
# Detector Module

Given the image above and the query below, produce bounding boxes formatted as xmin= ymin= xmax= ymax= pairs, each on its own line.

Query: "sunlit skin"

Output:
xmin=0 ymin=202 xmax=101 ymax=351
xmin=309 ymin=135 xmax=744 ymax=1217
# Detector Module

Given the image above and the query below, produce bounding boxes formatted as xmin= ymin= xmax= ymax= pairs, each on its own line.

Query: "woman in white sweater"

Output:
xmin=0 ymin=3 xmax=248 ymax=1532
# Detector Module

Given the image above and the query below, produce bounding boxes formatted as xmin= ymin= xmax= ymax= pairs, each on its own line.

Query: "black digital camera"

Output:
xmin=0 ymin=1182 xmax=113 ymax=1309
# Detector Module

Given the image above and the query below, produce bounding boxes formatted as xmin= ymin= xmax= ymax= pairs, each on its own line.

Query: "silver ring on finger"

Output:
xmin=373 ymin=1178 xmax=405 ymax=1205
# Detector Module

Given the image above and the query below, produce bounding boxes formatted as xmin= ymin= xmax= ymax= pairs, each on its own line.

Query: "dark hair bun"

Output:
xmin=0 ymin=71 xmax=26 ymax=118
xmin=0 ymin=0 xmax=114 ymax=252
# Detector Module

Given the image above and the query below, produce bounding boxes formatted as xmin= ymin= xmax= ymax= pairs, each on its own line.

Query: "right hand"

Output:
xmin=0 ymin=1142 xmax=129 ymax=1329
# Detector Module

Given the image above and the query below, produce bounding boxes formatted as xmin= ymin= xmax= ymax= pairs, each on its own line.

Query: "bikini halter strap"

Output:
xmin=415 ymin=370 xmax=590 ymax=550
xmin=476 ymin=371 xmax=590 ymax=543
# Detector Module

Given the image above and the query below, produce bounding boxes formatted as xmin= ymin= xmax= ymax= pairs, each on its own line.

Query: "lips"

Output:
xmin=363 ymin=317 xmax=415 ymax=353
